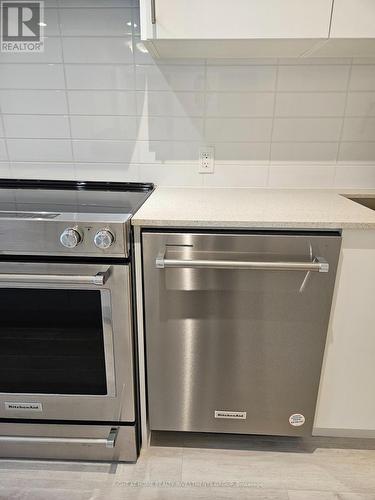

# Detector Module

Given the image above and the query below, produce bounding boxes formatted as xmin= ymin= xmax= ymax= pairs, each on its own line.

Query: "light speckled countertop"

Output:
xmin=132 ymin=187 xmax=375 ymax=229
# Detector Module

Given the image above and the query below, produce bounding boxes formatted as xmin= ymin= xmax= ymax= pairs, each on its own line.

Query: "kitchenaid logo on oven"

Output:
xmin=5 ymin=402 xmax=43 ymax=411
xmin=214 ymin=410 xmax=247 ymax=420
xmin=1 ymin=1 xmax=44 ymax=52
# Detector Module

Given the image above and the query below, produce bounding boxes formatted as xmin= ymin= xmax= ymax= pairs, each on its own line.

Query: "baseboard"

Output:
xmin=313 ymin=427 xmax=375 ymax=439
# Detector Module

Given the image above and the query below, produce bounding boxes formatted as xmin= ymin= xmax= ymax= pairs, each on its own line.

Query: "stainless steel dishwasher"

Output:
xmin=142 ymin=230 xmax=341 ymax=437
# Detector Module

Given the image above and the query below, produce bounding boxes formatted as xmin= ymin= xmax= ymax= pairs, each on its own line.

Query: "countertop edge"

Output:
xmin=131 ymin=219 xmax=375 ymax=229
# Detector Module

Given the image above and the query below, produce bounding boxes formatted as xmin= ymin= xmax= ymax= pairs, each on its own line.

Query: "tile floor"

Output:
xmin=1 ymin=432 xmax=375 ymax=499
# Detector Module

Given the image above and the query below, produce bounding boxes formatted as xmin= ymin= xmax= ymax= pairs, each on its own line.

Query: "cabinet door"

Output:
xmin=315 ymin=230 xmax=375 ymax=435
xmin=147 ymin=0 xmax=333 ymax=40
xmin=330 ymin=0 xmax=375 ymax=38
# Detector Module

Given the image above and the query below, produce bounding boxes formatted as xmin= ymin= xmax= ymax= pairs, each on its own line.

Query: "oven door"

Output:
xmin=0 ymin=261 xmax=135 ymax=423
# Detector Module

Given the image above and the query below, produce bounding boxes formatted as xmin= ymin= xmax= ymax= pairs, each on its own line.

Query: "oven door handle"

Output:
xmin=156 ymin=252 xmax=329 ymax=273
xmin=0 ymin=427 xmax=118 ymax=449
xmin=0 ymin=270 xmax=109 ymax=286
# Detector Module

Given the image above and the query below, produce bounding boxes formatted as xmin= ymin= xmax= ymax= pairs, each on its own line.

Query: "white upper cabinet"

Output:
xmin=311 ymin=0 xmax=375 ymax=57
xmin=144 ymin=0 xmax=333 ymax=40
xmin=330 ymin=0 xmax=375 ymax=38
xmin=140 ymin=0 xmax=334 ymax=58
xmin=140 ymin=0 xmax=375 ymax=58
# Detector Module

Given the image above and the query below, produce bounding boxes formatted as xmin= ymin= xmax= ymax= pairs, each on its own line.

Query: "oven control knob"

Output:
xmin=94 ymin=229 xmax=115 ymax=250
xmin=60 ymin=228 xmax=82 ymax=248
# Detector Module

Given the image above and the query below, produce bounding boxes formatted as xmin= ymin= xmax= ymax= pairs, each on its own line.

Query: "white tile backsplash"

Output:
xmin=206 ymin=92 xmax=274 ymax=117
xmin=274 ymin=92 xmax=346 ymax=117
xmin=137 ymin=92 xmax=205 ymax=117
xmin=0 ymin=1 xmax=374 ymax=188
xmin=136 ymin=65 xmax=205 ymax=91
xmin=70 ymin=116 xmax=138 ymax=140
xmin=0 ymin=90 xmax=68 ymax=114
xmin=72 ymin=140 xmax=138 ymax=163
xmin=139 ymin=164 xmax=202 ymax=186
xmin=272 ymin=118 xmax=342 ymax=142
xmin=74 ymin=163 xmax=139 ymax=181
xmin=206 ymin=66 xmax=277 ymax=92
xmin=65 ymin=64 xmax=135 ymax=90
xmin=9 ymin=162 xmax=75 ymax=180
xmin=138 ymin=116 xmax=204 ymax=142
xmin=205 ymin=118 xmax=273 ymax=143
xmin=0 ymin=162 xmax=11 ymax=176
xmin=334 ymin=165 xmax=375 ymax=187
xmin=271 ymin=142 xmax=339 ymax=162
xmin=277 ymin=65 xmax=350 ymax=91
xmin=268 ymin=165 xmax=336 ymax=188
xmin=342 ymin=117 xmax=375 ymax=141
xmin=0 ymin=37 xmax=62 ymax=63
xmin=0 ymin=64 xmax=65 ymax=89
xmin=0 ymin=140 xmax=8 ymax=161
xmin=3 ymin=115 xmax=70 ymax=139
xmin=349 ymin=65 xmax=375 ymax=91
xmin=62 ymin=37 xmax=133 ymax=64
xmin=346 ymin=92 xmax=375 ymax=116
xmin=59 ymin=8 xmax=133 ymax=36
xmin=68 ymin=91 xmax=137 ymax=115
xmin=202 ymin=165 xmax=268 ymax=187
xmin=58 ymin=0 xmax=135 ymax=7
xmin=338 ymin=142 xmax=375 ymax=162
xmin=7 ymin=139 xmax=73 ymax=162
xmin=214 ymin=143 xmax=271 ymax=162
xmin=137 ymin=141 xmax=200 ymax=162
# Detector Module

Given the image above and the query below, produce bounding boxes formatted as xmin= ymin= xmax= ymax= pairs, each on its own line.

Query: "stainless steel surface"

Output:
xmin=0 ymin=261 xmax=134 ymax=422
xmin=0 ymin=216 xmax=129 ymax=258
xmin=0 ymin=270 xmax=108 ymax=285
xmin=0 ymin=181 xmax=153 ymax=463
xmin=151 ymin=0 xmax=156 ymax=24
xmin=143 ymin=231 xmax=342 ymax=437
xmin=156 ymin=251 xmax=329 ymax=272
xmin=94 ymin=229 xmax=115 ymax=250
xmin=0 ymin=422 xmax=138 ymax=462
xmin=0 ymin=427 xmax=119 ymax=448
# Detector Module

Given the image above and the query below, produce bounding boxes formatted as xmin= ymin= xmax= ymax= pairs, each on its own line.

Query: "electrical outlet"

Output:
xmin=199 ymin=147 xmax=214 ymax=174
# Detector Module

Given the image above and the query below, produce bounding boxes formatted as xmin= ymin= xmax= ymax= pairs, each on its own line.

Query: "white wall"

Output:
xmin=0 ymin=0 xmax=375 ymax=188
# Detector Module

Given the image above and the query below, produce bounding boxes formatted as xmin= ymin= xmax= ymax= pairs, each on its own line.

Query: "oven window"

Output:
xmin=0 ymin=289 xmax=108 ymax=395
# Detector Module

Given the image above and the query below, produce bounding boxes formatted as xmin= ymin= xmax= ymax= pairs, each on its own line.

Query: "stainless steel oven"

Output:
xmin=0 ymin=261 xmax=134 ymax=423
xmin=0 ymin=179 xmax=154 ymax=462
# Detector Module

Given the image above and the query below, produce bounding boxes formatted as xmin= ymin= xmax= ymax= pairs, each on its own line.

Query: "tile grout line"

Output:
xmin=201 ymin=58 xmax=209 ymax=187
xmin=0 ymin=98 xmax=12 ymax=177
xmin=56 ymin=3 xmax=78 ymax=181
xmin=333 ymin=58 xmax=355 ymax=186
xmin=267 ymin=59 xmax=281 ymax=186
xmin=131 ymin=3 xmax=141 ymax=182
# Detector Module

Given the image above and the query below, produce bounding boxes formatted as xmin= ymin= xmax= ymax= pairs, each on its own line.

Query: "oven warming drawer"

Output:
xmin=0 ymin=422 xmax=138 ymax=462
xmin=143 ymin=230 xmax=342 ymax=437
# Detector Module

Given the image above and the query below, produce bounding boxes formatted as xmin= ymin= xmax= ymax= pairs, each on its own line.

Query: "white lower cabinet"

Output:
xmin=315 ymin=229 xmax=375 ymax=437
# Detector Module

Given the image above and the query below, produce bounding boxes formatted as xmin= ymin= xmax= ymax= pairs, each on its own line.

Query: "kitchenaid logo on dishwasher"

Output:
xmin=1 ymin=1 xmax=44 ymax=52
xmin=5 ymin=402 xmax=43 ymax=411
xmin=214 ymin=410 xmax=247 ymax=420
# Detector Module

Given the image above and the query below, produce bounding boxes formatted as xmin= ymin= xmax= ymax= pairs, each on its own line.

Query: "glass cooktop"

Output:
xmin=0 ymin=179 xmax=154 ymax=215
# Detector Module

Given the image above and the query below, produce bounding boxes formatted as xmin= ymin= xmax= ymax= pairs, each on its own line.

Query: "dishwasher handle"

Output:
xmin=156 ymin=253 xmax=329 ymax=273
